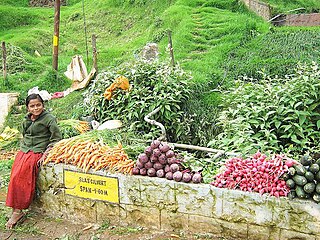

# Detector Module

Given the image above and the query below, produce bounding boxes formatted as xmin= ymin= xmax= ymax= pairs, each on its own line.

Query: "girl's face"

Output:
xmin=27 ymin=98 xmax=44 ymax=118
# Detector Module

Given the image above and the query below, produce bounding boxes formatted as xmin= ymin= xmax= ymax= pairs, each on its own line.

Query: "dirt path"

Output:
xmin=0 ymin=202 xmax=218 ymax=240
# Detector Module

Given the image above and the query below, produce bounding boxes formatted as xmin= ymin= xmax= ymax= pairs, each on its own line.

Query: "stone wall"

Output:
xmin=0 ymin=93 xmax=19 ymax=131
xmin=273 ymin=13 xmax=320 ymax=27
xmin=33 ymin=164 xmax=320 ymax=239
xmin=241 ymin=0 xmax=271 ymax=21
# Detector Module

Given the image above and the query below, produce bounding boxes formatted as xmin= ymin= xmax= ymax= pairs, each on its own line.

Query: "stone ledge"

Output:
xmin=32 ymin=164 xmax=320 ymax=239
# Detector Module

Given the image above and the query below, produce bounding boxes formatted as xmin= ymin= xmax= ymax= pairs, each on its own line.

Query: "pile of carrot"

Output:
xmin=75 ymin=120 xmax=91 ymax=134
xmin=43 ymin=137 xmax=134 ymax=174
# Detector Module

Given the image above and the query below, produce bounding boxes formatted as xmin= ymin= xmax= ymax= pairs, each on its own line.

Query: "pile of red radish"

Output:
xmin=132 ymin=140 xmax=202 ymax=184
xmin=211 ymin=152 xmax=293 ymax=197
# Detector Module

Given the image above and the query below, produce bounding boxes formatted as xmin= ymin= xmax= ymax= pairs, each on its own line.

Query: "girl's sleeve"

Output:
xmin=47 ymin=116 xmax=62 ymax=148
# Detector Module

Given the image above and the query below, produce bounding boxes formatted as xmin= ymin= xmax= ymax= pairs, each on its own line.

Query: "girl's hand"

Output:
xmin=37 ymin=147 xmax=52 ymax=167
xmin=37 ymin=155 xmax=45 ymax=167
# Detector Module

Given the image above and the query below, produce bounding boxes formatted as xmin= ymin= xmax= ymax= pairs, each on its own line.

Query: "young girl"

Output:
xmin=5 ymin=93 xmax=62 ymax=229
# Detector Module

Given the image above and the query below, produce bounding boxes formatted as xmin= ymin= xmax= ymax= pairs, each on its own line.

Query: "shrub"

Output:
xmin=82 ymin=60 xmax=193 ymax=143
xmin=209 ymin=62 xmax=320 ymax=156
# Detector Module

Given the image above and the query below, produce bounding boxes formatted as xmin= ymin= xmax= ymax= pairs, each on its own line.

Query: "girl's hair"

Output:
xmin=26 ymin=93 xmax=44 ymax=107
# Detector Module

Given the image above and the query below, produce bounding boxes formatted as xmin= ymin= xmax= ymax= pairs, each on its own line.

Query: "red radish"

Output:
xmin=210 ymin=152 xmax=290 ymax=198
xmin=284 ymin=159 xmax=296 ymax=168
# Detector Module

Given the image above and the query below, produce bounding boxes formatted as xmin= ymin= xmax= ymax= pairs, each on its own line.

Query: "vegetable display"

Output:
xmin=0 ymin=127 xmax=21 ymax=150
xmin=132 ymin=140 xmax=203 ymax=184
xmin=211 ymin=152 xmax=291 ymax=197
xmin=43 ymin=137 xmax=134 ymax=174
xmin=58 ymin=119 xmax=91 ymax=138
xmin=285 ymin=155 xmax=320 ymax=203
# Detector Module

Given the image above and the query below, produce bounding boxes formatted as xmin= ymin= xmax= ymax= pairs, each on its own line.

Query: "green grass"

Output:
xmin=223 ymin=26 xmax=320 ymax=82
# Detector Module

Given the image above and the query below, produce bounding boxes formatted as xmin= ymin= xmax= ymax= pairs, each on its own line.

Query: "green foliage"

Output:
xmin=0 ymin=0 xmax=319 ymax=151
xmin=82 ymin=60 xmax=194 ymax=143
xmin=209 ymin=62 xmax=320 ymax=156
xmin=181 ymin=82 xmax=221 ymax=146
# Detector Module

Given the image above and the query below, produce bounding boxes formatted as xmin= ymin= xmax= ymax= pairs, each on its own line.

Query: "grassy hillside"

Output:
xmin=0 ymin=0 xmax=319 ymax=146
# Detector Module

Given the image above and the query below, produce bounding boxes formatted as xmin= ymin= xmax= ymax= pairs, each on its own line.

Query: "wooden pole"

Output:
xmin=2 ymin=41 xmax=7 ymax=85
xmin=92 ymin=34 xmax=98 ymax=74
xmin=52 ymin=0 xmax=61 ymax=71
xmin=168 ymin=30 xmax=175 ymax=66
xmin=82 ymin=0 xmax=89 ymax=67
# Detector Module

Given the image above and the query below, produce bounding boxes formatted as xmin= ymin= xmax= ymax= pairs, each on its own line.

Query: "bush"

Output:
xmin=209 ymin=62 xmax=320 ymax=156
xmin=82 ymin=60 xmax=194 ymax=143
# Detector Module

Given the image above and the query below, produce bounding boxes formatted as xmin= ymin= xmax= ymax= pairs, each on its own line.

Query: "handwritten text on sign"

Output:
xmin=64 ymin=170 xmax=119 ymax=203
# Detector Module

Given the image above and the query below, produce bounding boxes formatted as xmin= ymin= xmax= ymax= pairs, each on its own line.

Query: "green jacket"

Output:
xmin=20 ymin=110 xmax=62 ymax=153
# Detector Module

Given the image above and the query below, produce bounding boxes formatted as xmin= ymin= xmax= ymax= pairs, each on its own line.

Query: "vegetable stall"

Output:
xmin=3 ymin=60 xmax=318 ymax=239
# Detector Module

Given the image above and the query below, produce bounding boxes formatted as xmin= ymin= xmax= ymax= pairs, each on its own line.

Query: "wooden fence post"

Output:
xmin=52 ymin=0 xmax=61 ymax=71
xmin=92 ymin=34 xmax=98 ymax=74
xmin=2 ymin=41 xmax=7 ymax=85
xmin=168 ymin=30 xmax=175 ymax=66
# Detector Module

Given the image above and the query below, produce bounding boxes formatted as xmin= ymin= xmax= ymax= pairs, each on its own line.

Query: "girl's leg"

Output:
xmin=5 ymin=208 xmax=25 ymax=229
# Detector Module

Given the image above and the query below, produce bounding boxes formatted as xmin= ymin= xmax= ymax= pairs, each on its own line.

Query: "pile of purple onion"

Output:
xmin=132 ymin=140 xmax=202 ymax=183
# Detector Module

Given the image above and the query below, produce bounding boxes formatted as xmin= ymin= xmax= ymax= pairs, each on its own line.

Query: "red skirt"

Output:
xmin=6 ymin=150 xmax=43 ymax=210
